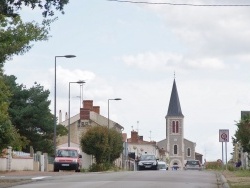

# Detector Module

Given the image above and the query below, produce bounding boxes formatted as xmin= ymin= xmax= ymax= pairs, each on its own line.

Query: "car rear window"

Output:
xmin=187 ymin=160 xmax=199 ymax=165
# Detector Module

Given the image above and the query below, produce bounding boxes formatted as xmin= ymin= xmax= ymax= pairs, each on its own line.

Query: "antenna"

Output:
xmin=149 ymin=130 xmax=152 ymax=141
xmin=137 ymin=121 xmax=139 ymax=133
xmin=131 ymin=126 xmax=133 ymax=131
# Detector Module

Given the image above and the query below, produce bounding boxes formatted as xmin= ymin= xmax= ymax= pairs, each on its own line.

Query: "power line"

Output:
xmin=107 ymin=0 xmax=250 ymax=7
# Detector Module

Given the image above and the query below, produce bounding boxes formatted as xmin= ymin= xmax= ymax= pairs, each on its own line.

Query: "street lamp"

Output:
xmin=68 ymin=80 xmax=85 ymax=147
xmin=108 ymin=98 xmax=122 ymax=163
xmin=54 ymin=55 xmax=76 ymax=156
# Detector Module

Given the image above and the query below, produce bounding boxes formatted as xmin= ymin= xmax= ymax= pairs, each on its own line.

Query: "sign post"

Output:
xmin=219 ymin=129 xmax=229 ymax=170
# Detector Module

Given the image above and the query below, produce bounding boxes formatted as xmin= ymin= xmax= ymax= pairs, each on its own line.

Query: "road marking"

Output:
xmin=32 ymin=176 xmax=51 ymax=180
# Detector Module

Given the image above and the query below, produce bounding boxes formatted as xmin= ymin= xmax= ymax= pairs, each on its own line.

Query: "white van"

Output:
xmin=157 ymin=161 xmax=169 ymax=170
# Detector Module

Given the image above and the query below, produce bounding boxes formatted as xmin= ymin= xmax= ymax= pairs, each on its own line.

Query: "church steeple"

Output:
xmin=166 ymin=79 xmax=184 ymax=117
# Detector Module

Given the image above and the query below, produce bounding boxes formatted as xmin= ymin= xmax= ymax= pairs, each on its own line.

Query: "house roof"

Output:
xmin=166 ymin=79 xmax=184 ymax=117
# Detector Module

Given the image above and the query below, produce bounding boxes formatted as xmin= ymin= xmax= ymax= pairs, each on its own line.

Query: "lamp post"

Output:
xmin=68 ymin=80 xmax=85 ymax=147
xmin=108 ymin=98 xmax=122 ymax=163
xmin=54 ymin=55 xmax=76 ymax=156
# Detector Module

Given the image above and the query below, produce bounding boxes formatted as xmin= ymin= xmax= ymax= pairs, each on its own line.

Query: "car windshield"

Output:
xmin=158 ymin=164 xmax=166 ymax=169
xmin=56 ymin=149 xmax=78 ymax=158
xmin=140 ymin=155 xmax=156 ymax=160
xmin=187 ymin=160 xmax=199 ymax=165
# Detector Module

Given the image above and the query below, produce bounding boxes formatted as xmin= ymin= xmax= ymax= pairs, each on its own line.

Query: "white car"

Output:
xmin=157 ymin=161 xmax=169 ymax=170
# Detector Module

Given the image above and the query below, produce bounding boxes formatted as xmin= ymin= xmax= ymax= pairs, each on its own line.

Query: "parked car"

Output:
xmin=53 ymin=147 xmax=82 ymax=172
xmin=138 ymin=154 xmax=158 ymax=170
xmin=184 ymin=160 xmax=202 ymax=170
xmin=157 ymin=161 xmax=169 ymax=170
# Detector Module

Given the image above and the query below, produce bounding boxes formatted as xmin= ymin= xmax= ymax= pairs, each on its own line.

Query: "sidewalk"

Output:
xmin=0 ymin=171 xmax=75 ymax=188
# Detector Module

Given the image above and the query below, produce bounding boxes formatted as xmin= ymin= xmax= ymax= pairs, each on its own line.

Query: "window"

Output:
xmin=172 ymin=121 xmax=175 ymax=133
xmin=172 ymin=121 xmax=179 ymax=133
xmin=174 ymin=145 xmax=178 ymax=155
xmin=176 ymin=121 xmax=179 ymax=133
xmin=187 ymin=148 xmax=191 ymax=157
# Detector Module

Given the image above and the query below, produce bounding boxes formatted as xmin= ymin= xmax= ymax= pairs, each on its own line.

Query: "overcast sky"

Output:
xmin=4 ymin=0 xmax=250 ymax=162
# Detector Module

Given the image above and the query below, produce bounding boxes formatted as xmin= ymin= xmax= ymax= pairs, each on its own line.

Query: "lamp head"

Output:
xmin=64 ymin=55 xmax=76 ymax=58
xmin=77 ymin=80 xmax=85 ymax=84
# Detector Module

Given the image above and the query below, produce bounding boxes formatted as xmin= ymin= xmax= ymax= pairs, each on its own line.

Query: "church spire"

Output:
xmin=166 ymin=79 xmax=184 ymax=117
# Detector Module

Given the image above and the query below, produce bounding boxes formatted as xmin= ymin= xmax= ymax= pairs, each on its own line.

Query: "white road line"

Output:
xmin=31 ymin=176 xmax=51 ymax=180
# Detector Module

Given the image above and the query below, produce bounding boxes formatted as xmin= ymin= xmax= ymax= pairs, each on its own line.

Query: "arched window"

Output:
xmin=172 ymin=121 xmax=179 ymax=133
xmin=172 ymin=121 xmax=175 ymax=133
xmin=187 ymin=148 xmax=191 ymax=157
xmin=176 ymin=121 xmax=179 ymax=133
xmin=174 ymin=145 xmax=178 ymax=155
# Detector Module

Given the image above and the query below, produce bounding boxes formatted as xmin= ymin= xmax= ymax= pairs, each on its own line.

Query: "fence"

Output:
xmin=0 ymin=146 xmax=54 ymax=171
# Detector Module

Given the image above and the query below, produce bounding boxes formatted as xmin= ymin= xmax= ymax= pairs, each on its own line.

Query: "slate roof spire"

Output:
xmin=166 ymin=79 xmax=184 ymax=117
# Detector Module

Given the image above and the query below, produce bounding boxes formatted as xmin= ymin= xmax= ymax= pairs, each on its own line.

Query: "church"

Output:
xmin=157 ymin=79 xmax=199 ymax=169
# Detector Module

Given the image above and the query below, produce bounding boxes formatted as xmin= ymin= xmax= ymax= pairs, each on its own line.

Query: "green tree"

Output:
xmin=233 ymin=115 xmax=250 ymax=153
xmin=80 ymin=126 xmax=123 ymax=165
xmin=0 ymin=74 xmax=28 ymax=153
xmin=5 ymin=75 xmax=55 ymax=154
xmin=0 ymin=15 xmax=53 ymax=66
xmin=0 ymin=0 xmax=69 ymax=17
xmin=109 ymin=128 xmax=124 ymax=163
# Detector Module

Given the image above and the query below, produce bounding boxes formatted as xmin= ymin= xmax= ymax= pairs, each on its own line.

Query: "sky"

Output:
xmin=4 ymin=0 xmax=250 ymax=162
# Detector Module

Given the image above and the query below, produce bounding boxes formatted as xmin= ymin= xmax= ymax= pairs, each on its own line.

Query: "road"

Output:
xmin=8 ymin=170 xmax=220 ymax=188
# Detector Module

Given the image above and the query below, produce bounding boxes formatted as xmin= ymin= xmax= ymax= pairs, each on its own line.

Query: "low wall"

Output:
xmin=0 ymin=158 xmax=7 ymax=171
xmin=11 ymin=157 xmax=33 ymax=171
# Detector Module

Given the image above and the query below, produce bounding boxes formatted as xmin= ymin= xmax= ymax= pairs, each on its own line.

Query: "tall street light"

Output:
xmin=108 ymin=98 xmax=122 ymax=163
xmin=68 ymin=80 xmax=85 ymax=147
xmin=54 ymin=55 xmax=76 ymax=156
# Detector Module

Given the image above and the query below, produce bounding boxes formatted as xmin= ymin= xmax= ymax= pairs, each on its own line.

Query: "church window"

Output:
xmin=187 ymin=148 xmax=191 ymax=157
xmin=172 ymin=121 xmax=180 ymax=133
xmin=176 ymin=121 xmax=179 ymax=133
xmin=172 ymin=121 xmax=175 ymax=133
xmin=174 ymin=145 xmax=178 ymax=155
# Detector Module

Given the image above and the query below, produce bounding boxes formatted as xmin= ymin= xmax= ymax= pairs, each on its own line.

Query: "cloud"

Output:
xmin=121 ymin=52 xmax=225 ymax=71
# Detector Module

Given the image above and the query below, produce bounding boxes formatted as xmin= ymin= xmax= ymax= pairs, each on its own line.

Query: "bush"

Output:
xmin=88 ymin=163 xmax=111 ymax=172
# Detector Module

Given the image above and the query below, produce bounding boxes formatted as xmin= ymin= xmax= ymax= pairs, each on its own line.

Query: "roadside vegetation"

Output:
xmin=80 ymin=126 xmax=123 ymax=172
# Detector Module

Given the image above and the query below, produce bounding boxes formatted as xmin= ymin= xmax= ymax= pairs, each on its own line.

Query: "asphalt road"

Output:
xmin=4 ymin=170 xmax=221 ymax=188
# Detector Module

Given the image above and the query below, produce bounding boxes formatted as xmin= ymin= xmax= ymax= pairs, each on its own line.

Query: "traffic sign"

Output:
xmin=219 ymin=129 xmax=229 ymax=142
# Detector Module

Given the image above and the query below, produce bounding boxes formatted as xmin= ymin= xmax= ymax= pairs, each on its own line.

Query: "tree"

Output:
xmin=80 ymin=126 xmax=123 ymax=165
xmin=233 ymin=115 xmax=250 ymax=153
xmin=0 ymin=15 xmax=53 ymax=66
xmin=5 ymin=75 xmax=55 ymax=154
xmin=109 ymin=128 xmax=124 ymax=163
xmin=0 ymin=0 xmax=69 ymax=17
xmin=0 ymin=74 xmax=28 ymax=153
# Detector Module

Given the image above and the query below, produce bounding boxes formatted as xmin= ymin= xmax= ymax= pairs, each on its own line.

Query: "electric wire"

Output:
xmin=107 ymin=0 xmax=250 ymax=7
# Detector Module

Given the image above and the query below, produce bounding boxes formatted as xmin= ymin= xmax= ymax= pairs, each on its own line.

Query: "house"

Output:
xmin=157 ymin=79 xmax=199 ymax=169
xmin=57 ymin=100 xmax=124 ymax=169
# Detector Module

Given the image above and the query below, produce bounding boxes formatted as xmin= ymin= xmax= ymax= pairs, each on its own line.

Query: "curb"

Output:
xmin=220 ymin=174 xmax=229 ymax=188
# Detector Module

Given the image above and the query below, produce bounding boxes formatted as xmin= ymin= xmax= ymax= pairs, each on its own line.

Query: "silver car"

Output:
xmin=184 ymin=160 xmax=202 ymax=170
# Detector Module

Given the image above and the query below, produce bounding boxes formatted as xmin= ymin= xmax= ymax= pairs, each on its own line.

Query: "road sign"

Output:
xmin=219 ymin=129 xmax=229 ymax=142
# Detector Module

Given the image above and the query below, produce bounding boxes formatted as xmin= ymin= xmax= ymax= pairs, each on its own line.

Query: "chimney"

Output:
xmin=65 ymin=112 xmax=68 ymax=121
xmin=80 ymin=108 xmax=90 ymax=120
xmin=139 ymin=136 xmax=143 ymax=141
xmin=92 ymin=106 xmax=100 ymax=114
xmin=83 ymin=100 xmax=93 ymax=110
xmin=59 ymin=110 xmax=62 ymax=123
xmin=131 ymin=131 xmax=138 ymax=143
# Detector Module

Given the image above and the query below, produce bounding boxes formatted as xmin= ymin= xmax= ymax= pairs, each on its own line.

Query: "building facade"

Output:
xmin=57 ymin=100 xmax=124 ymax=169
